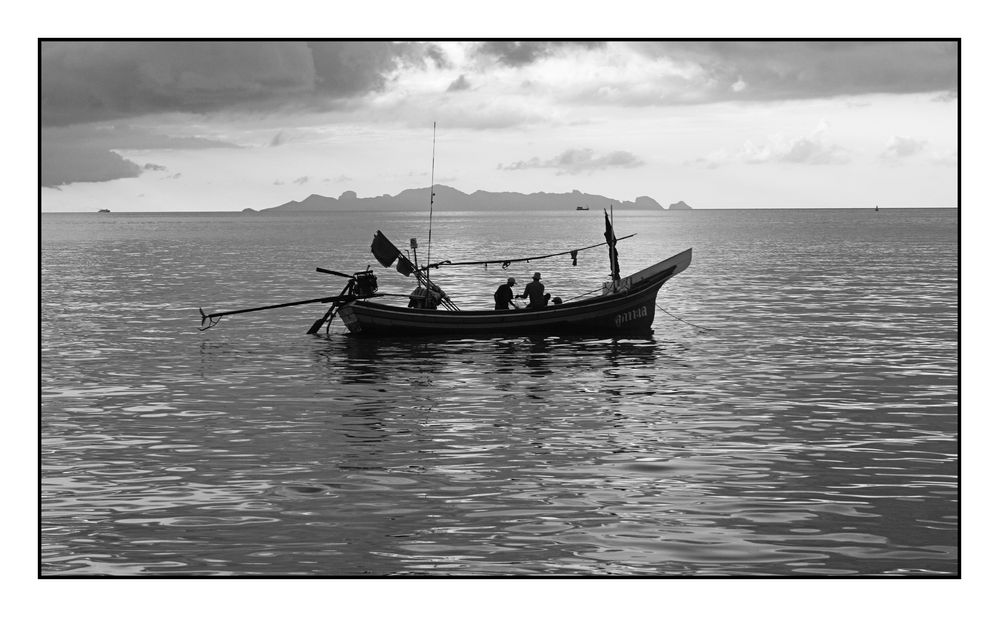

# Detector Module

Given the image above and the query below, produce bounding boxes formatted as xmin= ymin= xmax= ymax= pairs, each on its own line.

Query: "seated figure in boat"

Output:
xmin=409 ymin=286 xmax=442 ymax=309
xmin=520 ymin=272 xmax=552 ymax=309
xmin=494 ymin=277 xmax=517 ymax=310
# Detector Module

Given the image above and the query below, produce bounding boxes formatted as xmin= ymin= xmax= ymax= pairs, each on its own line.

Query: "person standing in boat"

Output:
xmin=520 ymin=272 xmax=551 ymax=308
xmin=494 ymin=277 xmax=518 ymax=310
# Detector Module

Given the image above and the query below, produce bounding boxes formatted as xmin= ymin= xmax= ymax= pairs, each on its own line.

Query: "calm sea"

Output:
xmin=40 ymin=208 xmax=958 ymax=576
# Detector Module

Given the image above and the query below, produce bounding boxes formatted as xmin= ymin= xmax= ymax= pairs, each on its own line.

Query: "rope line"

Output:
xmin=656 ymin=303 xmax=716 ymax=332
xmin=564 ymin=287 xmax=603 ymax=302
xmin=426 ymin=233 xmax=637 ymax=269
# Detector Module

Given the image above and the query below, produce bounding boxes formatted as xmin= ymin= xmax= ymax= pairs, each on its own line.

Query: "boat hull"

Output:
xmin=337 ymin=248 xmax=691 ymax=336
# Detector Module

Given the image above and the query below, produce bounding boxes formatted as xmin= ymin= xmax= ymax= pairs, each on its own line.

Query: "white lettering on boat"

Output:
xmin=614 ymin=305 xmax=648 ymax=327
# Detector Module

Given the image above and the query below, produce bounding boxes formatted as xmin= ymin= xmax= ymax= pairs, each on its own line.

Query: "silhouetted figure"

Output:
xmin=520 ymin=272 xmax=551 ymax=308
xmin=494 ymin=277 xmax=517 ymax=310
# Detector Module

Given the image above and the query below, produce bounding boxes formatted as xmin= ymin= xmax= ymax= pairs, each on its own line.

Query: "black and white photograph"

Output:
xmin=33 ymin=17 xmax=968 ymax=611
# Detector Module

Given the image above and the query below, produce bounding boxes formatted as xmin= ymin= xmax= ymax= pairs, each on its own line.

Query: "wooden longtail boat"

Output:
xmin=198 ymin=214 xmax=692 ymax=336
xmin=337 ymin=247 xmax=691 ymax=336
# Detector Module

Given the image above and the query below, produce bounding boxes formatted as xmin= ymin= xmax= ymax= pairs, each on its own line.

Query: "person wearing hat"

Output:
xmin=494 ymin=277 xmax=518 ymax=310
xmin=519 ymin=272 xmax=552 ymax=309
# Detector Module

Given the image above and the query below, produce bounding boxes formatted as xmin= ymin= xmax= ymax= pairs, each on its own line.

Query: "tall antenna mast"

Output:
xmin=426 ymin=122 xmax=437 ymax=280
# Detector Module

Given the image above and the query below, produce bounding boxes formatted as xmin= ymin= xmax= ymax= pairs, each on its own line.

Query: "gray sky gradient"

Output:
xmin=39 ymin=40 xmax=958 ymax=208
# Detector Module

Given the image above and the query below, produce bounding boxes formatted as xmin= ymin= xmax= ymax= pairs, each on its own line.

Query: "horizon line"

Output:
xmin=41 ymin=205 xmax=959 ymax=214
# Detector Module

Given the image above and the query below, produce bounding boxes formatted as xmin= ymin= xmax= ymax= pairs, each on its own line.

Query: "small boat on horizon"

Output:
xmin=98 ymin=208 xmax=111 ymax=213
xmin=576 ymin=205 xmax=589 ymax=211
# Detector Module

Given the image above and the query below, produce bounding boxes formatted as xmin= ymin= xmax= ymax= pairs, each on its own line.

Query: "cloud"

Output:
xmin=293 ymin=176 xmax=309 ymax=185
xmin=41 ymin=124 xmax=239 ymax=186
xmin=41 ymin=41 xmax=447 ymax=126
xmin=308 ymin=41 xmax=445 ymax=96
xmin=446 ymin=74 xmax=471 ymax=92
xmin=689 ymin=122 xmax=849 ymax=167
xmin=41 ymin=41 xmax=958 ymax=131
xmin=499 ymin=148 xmax=644 ymax=175
xmin=41 ymin=145 xmax=142 ymax=187
xmin=601 ymin=41 xmax=958 ymax=105
xmin=881 ymin=136 xmax=928 ymax=161
xmin=931 ymin=149 xmax=957 ymax=166
xmin=473 ymin=42 xmax=606 ymax=67
xmin=780 ymin=136 xmax=849 ymax=164
xmin=932 ymin=90 xmax=958 ymax=103
xmin=44 ymin=124 xmax=240 ymax=151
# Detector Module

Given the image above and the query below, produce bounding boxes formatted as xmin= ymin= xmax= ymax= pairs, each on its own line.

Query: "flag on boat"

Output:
xmin=371 ymin=231 xmax=401 ymax=268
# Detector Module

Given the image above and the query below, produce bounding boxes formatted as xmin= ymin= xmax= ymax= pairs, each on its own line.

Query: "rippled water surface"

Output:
xmin=41 ymin=209 xmax=958 ymax=576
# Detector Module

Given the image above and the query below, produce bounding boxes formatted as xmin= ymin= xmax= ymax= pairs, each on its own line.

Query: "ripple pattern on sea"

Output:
xmin=41 ymin=209 xmax=957 ymax=575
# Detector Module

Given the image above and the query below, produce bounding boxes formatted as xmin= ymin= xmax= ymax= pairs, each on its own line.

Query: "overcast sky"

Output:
xmin=40 ymin=40 xmax=957 ymax=211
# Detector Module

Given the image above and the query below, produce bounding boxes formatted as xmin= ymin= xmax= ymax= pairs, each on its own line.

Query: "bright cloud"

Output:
xmin=690 ymin=121 xmax=849 ymax=168
xmin=882 ymin=136 xmax=928 ymax=160
xmin=499 ymin=148 xmax=644 ymax=175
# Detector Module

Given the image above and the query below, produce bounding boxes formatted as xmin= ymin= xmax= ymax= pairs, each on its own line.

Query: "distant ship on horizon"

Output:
xmin=98 ymin=208 xmax=111 ymax=213
xmin=576 ymin=205 xmax=589 ymax=211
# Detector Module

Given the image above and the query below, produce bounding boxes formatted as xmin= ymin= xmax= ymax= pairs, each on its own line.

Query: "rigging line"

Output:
xmin=655 ymin=303 xmax=716 ymax=332
xmin=564 ymin=287 xmax=603 ymax=301
xmin=423 ymin=233 xmax=637 ymax=269
xmin=426 ymin=122 xmax=437 ymax=282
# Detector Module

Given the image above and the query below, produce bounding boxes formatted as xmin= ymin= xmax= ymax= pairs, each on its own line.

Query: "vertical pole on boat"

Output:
xmin=426 ymin=122 xmax=437 ymax=283
xmin=604 ymin=205 xmax=621 ymax=282
xmin=409 ymin=240 xmax=420 ymax=285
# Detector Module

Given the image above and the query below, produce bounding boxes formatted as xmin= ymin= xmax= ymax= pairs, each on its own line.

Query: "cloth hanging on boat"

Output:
xmin=371 ymin=231 xmax=401 ymax=268
xmin=396 ymin=257 xmax=414 ymax=277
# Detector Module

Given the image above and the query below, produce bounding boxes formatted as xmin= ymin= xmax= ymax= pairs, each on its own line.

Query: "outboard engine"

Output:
xmin=352 ymin=270 xmax=379 ymax=297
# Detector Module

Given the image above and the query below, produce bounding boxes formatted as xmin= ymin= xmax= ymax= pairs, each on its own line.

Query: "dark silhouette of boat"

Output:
xmin=97 ymin=208 xmax=111 ymax=213
xmin=576 ymin=205 xmax=589 ymax=210
xmin=199 ymin=217 xmax=692 ymax=337
xmin=338 ymin=248 xmax=690 ymax=335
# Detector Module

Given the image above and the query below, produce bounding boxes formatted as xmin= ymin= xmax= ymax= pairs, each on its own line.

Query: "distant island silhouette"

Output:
xmin=668 ymin=201 xmax=692 ymax=210
xmin=262 ymin=185 xmax=664 ymax=213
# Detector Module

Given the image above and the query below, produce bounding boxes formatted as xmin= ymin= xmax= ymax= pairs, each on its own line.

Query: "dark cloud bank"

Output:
xmin=41 ymin=41 xmax=447 ymax=187
xmin=41 ymin=41 xmax=447 ymax=127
